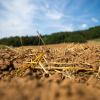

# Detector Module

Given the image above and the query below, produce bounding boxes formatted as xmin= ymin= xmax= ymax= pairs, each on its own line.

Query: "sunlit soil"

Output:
xmin=0 ymin=42 xmax=100 ymax=100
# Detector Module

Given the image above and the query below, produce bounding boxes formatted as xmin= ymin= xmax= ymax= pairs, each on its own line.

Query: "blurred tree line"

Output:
xmin=0 ymin=26 xmax=100 ymax=46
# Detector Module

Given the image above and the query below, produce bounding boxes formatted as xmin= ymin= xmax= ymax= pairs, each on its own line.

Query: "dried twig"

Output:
xmin=39 ymin=61 xmax=48 ymax=73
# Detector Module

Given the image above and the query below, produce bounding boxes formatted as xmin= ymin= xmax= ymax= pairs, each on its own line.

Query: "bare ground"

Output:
xmin=0 ymin=42 xmax=100 ymax=100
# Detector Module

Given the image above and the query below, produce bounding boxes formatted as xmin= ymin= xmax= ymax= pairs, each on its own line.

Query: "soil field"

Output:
xmin=0 ymin=42 xmax=100 ymax=100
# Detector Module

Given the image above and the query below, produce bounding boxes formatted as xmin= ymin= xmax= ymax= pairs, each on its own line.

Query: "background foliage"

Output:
xmin=0 ymin=26 xmax=100 ymax=46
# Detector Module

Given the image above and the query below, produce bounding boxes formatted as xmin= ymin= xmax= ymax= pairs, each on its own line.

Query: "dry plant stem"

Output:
xmin=19 ymin=36 xmax=24 ymax=51
xmin=96 ymin=66 xmax=100 ymax=78
xmin=55 ymin=70 xmax=72 ymax=79
xmin=49 ymin=62 xmax=92 ymax=66
xmin=37 ymin=31 xmax=46 ymax=46
xmin=39 ymin=61 xmax=48 ymax=73
xmin=21 ymin=66 xmax=94 ymax=71
xmin=43 ymin=56 xmax=48 ymax=64
xmin=19 ymin=37 xmax=23 ymax=46
xmin=37 ymin=31 xmax=49 ymax=52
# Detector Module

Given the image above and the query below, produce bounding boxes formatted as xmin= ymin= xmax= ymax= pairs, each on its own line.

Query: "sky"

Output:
xmin=0 ymin=0 xmax=100 ymax=38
